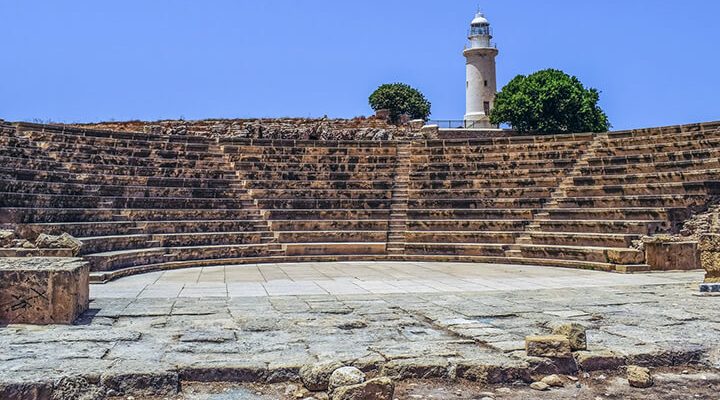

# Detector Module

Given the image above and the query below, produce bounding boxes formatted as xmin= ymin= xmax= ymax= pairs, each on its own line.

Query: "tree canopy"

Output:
xmin=490 ymin=69 xmax=610 ymax=134
xmin=369 ymin=83 xmax=431 ymax=123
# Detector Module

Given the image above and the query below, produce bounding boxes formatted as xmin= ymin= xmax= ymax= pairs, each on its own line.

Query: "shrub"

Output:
xmin=369 ymin=83 xmax=431 ymax=124
xmin=490 ymin=69 xmax=610 ymax=134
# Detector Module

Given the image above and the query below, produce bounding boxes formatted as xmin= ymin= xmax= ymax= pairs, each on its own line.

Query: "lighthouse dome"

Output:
xmin=471 ymin=12 xmax=489 ymax=26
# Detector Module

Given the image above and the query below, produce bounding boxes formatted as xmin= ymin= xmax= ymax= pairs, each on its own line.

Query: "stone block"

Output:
xmin=0 ymin=230 xmax=15 ymax=247
xmin=700 ymin=251 xmax=720 ymax=274
xmin=551 ymin=323 xmax=587 ymax=351
xmin=540 ymin=374 xmax=565 ymax=387
xmin=454 ymin=359 xmax=532 ymax=384
xmin=328 ymin=366 xmax=365 ymax=393
xmin=698 ymin=234 xmax=720 ymax=251
xmin=0 ymin=258 xmax=89 ymax=324
xmin=574 ymin=350 xmax=625 ymax=371
xmin=530 ymin=381 xmax=550 ymax=391
xmin=525 ymin=335 xmax=572 ymax=358
xmin=300 ymin=361 xmax=344 ymax=392
xmin=645 ymin=241 xmax=699 ymax=271
xmin=626 ymin=365 xmax=653 ymax=388
xmin=606 ymin=249 xmax=644 ymax=265
xmin=331 ymin=377 xmax=394 ymax=400
xmin=35 ymin=233 xmax=84 ymax=256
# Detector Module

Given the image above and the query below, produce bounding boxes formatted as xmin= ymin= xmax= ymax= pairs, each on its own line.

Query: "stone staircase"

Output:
xmin=228 ymin=158 xmax=282 ymax=251
xmin=508 ymin=131 xmax=651 ymax=271
xmin=387 ymin=142 xmax=412 ymax=256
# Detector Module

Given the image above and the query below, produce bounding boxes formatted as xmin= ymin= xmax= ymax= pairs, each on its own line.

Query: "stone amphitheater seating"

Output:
xmin=1 ymin=120 xmax=718 ymax=281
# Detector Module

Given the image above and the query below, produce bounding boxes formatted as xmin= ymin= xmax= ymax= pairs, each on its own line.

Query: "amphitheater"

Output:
xmin=1 ymin=119 xmax=718 ymax=280
xmin=2 ymin=118 xmax=720 ymax=399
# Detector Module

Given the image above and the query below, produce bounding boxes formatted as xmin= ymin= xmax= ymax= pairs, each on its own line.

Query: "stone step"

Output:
xmin=276 ymin=231 xmax=387 ymax=243
xmin=85 ymin=244 xmax=277 ymax=272
xmin=406 ymin=231 xmax=518 ymax=244
xmin=284 ymin=242 xmax=386 ymax=256
xmin=554 ymin=194 xmax=709 ymax=208
xmin=525 ymin=232 xmax=641 ymax=248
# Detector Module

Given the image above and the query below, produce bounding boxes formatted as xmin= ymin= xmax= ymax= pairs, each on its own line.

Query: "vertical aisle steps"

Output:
xmin=387 ymin=142 xmax=412 ymax=257
xmin=508 ymin=131 xmax=651 ymax=272
xmin=514 ymin=131 xmax=608 ymax=243
xmin=225 ymin=145 xmax=284 ymax=256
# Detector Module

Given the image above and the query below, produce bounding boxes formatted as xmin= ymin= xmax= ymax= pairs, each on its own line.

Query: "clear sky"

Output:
xmin=2 ymin=1 xmax=719 ymax=130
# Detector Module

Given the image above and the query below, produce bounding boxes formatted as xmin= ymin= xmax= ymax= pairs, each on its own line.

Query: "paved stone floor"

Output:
xmin=90 ymin=261 xmax=701 ymax=298
xmin=2 ymin=262 xmax=718 ymax=399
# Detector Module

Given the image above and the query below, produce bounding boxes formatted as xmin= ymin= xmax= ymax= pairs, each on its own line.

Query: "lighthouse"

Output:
xmin=464 ymin=11 xmax=498 ymax=128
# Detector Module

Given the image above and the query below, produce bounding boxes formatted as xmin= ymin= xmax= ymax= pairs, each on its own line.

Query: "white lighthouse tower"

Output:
xmin=464 ymin=11 xmax=499 ymax=128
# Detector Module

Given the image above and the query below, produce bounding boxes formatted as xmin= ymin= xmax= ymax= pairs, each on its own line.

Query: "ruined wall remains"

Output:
xmin=73 ymin=117 xmax=427 ymax=141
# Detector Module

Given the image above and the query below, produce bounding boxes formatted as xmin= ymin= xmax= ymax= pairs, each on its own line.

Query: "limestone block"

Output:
xmin=379 ymin=358 xmax=449 ymax=379
xmin=0 ymin=258 xmax=89 ymax=324
xmin=328 ymin=367 xmax=365 ymax=393
xmin=331 ymin=377 xmax=394 ymax=400
xmin=35 ymin=233 xmax=83 ymax=256
xmin=606 ymin=249 xmax=644 ymax=265
xmin=698 ymin=234 xmax=720 ymax=251
xmin=525 ymin=335 xmax=572 ymax=358
xmin=419 ymin=124 xmax=439 ymax=139
xmin=409 ymin=119 xmax=425 ymax=130
xmin=551 ymin=323 xmax=587 ymax=351
xmin=300 ymin=361 xmax=344 ymax=392
xmin=645 ymin=241 xmax=699 ymax=271
xmin=530 ymin=381 xmax=550 ymax=391
xmin=454 ymin=359 xmax=532 ymax=384
xmin=540 ymin=374 xmax=564 ymax=387
xmin=626 ymin=365 xmax=653 ymax=388
xmin=0 ymin=230 xmax=15 ymax=247
xmin=700 ymin=251 xmax=720 ymax=274
xmin=574 ymin=350 xmax=625 ymax=371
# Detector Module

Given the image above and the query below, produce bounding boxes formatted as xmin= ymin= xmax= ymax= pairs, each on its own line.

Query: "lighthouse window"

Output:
xmin=484 ymin=80 xmax=488 ymax=87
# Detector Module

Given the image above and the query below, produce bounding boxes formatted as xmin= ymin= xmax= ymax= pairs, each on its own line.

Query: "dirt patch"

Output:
xmin=107 ymin=367 xmax=720 ymax=400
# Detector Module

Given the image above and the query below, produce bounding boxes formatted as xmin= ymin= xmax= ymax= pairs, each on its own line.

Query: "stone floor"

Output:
xmin=2 ymin=262 xmax=718 ymax=399
xmin=90 ymin=261 xmax=701 ymax=298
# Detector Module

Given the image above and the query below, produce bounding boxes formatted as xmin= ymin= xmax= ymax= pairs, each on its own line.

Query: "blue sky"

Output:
xmin=1 ymin=1 xmax=718 ymax=130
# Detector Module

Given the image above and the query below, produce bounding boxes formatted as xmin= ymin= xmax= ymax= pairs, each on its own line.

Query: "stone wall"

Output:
xmin=0 ymin=258 xmax=89 ymax=324
xmin=643 ymin=237 xmax=700 ymax=271
xmin=73 ymin=117 xmax=425 ymax=141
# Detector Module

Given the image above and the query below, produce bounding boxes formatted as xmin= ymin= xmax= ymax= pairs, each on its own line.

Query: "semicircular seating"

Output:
xmin=1 ymin=119 xmax=718 ymax=281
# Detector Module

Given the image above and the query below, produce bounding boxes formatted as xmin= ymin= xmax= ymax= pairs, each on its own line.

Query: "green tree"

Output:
xmin=369 ymin=83 xmax=431 ymax=123
xmin=490 ymin=69 xmax=610 ymax=134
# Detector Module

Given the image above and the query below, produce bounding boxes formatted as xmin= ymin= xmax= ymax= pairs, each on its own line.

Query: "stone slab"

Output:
xmin=645 ymin=241 xmax=700 ymax=271
xmin=0 ymin=258 xmax=89 ymax=324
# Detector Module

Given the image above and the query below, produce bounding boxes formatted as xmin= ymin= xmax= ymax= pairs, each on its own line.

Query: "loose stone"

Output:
xmin=328 ymin=366 xmax=366 ymax=393
xmin=541 ymin=374 xmax=564 ymax=387
xmin=627 ymin=365 xmax=654 ymax=388
xmin=300 ymin=361 xmax=344 ymax=391
xmin=530 ymin=381 xmax=550 ymax=391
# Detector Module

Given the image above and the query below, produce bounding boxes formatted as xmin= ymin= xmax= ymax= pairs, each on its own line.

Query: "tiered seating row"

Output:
xmin=1 ymin=124 xmax=279 ymax=278
xmin=403 ymin=122 xmax=720 ymax=271
xmin=228 ymin=141 xmax=399 ymax=257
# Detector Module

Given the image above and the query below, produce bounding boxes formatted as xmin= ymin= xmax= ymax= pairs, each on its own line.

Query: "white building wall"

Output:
xmin=464 ymin=47 xmax=498 ymax=125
